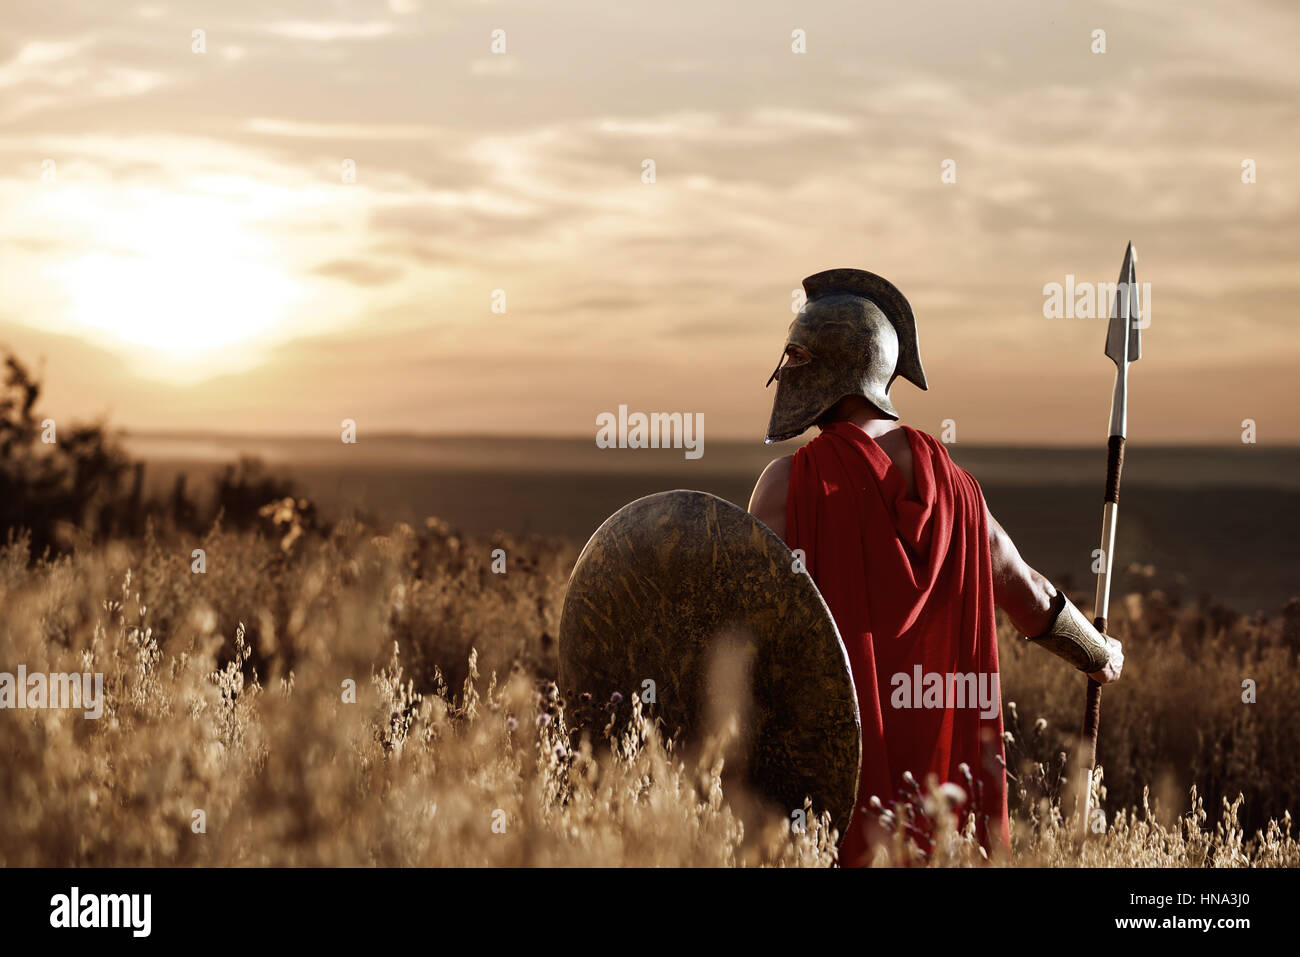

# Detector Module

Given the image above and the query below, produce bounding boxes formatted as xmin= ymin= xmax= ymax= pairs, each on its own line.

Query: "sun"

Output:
xmin=48 ymin=187 xmax=301 ymax=364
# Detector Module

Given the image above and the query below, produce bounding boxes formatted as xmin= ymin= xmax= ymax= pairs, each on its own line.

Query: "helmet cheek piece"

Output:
xmin=765 ymin=368 xmax=843 ymax=443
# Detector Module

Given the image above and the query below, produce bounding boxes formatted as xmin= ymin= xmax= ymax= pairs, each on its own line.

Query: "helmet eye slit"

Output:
xmin=767 ymin=347 xmax=809 ymax=386
xmin=782 ymin=347 xmax=812 ymax=369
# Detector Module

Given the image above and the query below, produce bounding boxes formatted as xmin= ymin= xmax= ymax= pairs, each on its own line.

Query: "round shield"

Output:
xmin=558 ymin=489 xmax=861 ymax=840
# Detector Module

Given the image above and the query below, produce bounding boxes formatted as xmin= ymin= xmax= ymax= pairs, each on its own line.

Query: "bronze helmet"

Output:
xmin=764 ymin=268 xmax=927 ymax=443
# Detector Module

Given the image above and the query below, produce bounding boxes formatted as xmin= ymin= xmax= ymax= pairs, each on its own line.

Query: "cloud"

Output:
xmin=245 ymin=117 xmax=437 ymax=140
xmin=313 ymin=258 xmax=404 ymax=287
xmin=0 ymin=38 xmax=93 ymax=87
xmin=0 ymin=36 xmax=171 ymax=122
xmin=263 ymin=21 xmax=397 ymax=42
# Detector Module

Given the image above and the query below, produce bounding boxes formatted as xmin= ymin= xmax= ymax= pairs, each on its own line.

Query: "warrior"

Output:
xmin=747 ymin=268 xmax=1125 ymax=864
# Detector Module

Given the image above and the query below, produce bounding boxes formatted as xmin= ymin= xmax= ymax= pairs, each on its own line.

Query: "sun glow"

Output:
xmin=46 ymin=187 xmax=301 ymax=362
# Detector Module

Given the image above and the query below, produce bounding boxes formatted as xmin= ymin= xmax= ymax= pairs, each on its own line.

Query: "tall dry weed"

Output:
xmin=0 ymin=524 xmax=1295 ymax=866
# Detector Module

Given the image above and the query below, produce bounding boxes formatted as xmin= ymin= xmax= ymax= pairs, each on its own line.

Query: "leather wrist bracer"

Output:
xmin=1025 ymin=591 xmax=1111 ymax=673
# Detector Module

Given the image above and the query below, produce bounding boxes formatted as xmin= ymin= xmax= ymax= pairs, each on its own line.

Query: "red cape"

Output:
xmin=786 ymin=422 xmax=1009 ymax=864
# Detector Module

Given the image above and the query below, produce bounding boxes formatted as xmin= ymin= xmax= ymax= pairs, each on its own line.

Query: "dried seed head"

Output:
xmin=938 ymin=783 xmax=966 ymax=806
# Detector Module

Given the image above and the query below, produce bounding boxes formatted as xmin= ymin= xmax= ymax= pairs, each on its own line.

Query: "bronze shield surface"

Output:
xmin=558 ymin=489 xmax=861 ymax=839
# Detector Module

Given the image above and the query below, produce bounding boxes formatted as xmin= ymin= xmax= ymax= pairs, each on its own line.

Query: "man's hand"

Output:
xmin=1087 ymin=635 xmax=1124 ymax=684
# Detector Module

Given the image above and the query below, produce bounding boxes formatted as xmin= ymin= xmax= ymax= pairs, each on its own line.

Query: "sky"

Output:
xmin=1 ymin=0 xmax=1297 ymax=444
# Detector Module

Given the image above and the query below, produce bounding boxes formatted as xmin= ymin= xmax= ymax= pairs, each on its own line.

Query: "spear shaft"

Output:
xmin=1080 ymin=242 xmax=1141 ymax=836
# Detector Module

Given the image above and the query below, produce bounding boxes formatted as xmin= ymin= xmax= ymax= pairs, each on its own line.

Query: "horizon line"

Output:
xmin=116 ymin=427 xmax=1300 ymax=451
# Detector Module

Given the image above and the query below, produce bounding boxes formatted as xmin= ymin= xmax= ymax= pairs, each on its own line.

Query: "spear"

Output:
xmin=1080 ymin=242 xmax=1142 ymax=836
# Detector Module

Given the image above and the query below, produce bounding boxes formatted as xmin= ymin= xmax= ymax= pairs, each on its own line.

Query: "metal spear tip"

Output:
xmin=1105 ymin=242 xmax=1142 ymax=366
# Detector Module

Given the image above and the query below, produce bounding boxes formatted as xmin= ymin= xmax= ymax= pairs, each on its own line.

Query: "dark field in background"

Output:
xmin=124 ymin=433 xmax=1300 ymax=614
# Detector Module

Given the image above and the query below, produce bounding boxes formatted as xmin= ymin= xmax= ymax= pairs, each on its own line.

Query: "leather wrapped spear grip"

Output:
xmin=1103 ymin=435 xmax=1125 ymax=505
xmin=1026 ymin=591 xmax=1112 ymax=674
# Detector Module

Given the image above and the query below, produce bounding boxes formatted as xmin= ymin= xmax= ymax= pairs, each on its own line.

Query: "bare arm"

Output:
xmin=987 ymin=505 xmax=1058 ymax=637
xmin=748 ymin=455 xmax=792 ymax=543
xmin=987 ymin=503 xmax=1123 ymax=684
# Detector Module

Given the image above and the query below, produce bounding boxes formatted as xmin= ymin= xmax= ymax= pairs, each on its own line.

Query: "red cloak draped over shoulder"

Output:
xmin=785 ymin=422 xmax=1009 ymax=864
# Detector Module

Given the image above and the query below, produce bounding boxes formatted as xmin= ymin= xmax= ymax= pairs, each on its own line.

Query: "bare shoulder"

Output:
xmin=748 ymin=455 xmax=793 ymax=541
xmin=751 ymin=455 xmax=793 ymax=501
xmin=757 ymin=454 xmax=793 ymax=483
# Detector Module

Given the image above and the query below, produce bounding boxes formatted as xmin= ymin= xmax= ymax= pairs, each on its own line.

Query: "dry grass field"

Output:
xmin=2 ymin=508 xmax=1298 ymax=868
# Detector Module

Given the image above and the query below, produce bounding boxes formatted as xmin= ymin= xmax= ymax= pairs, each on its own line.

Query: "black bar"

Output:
xmin=0 ymin=866 xmax=1278 ymax=942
